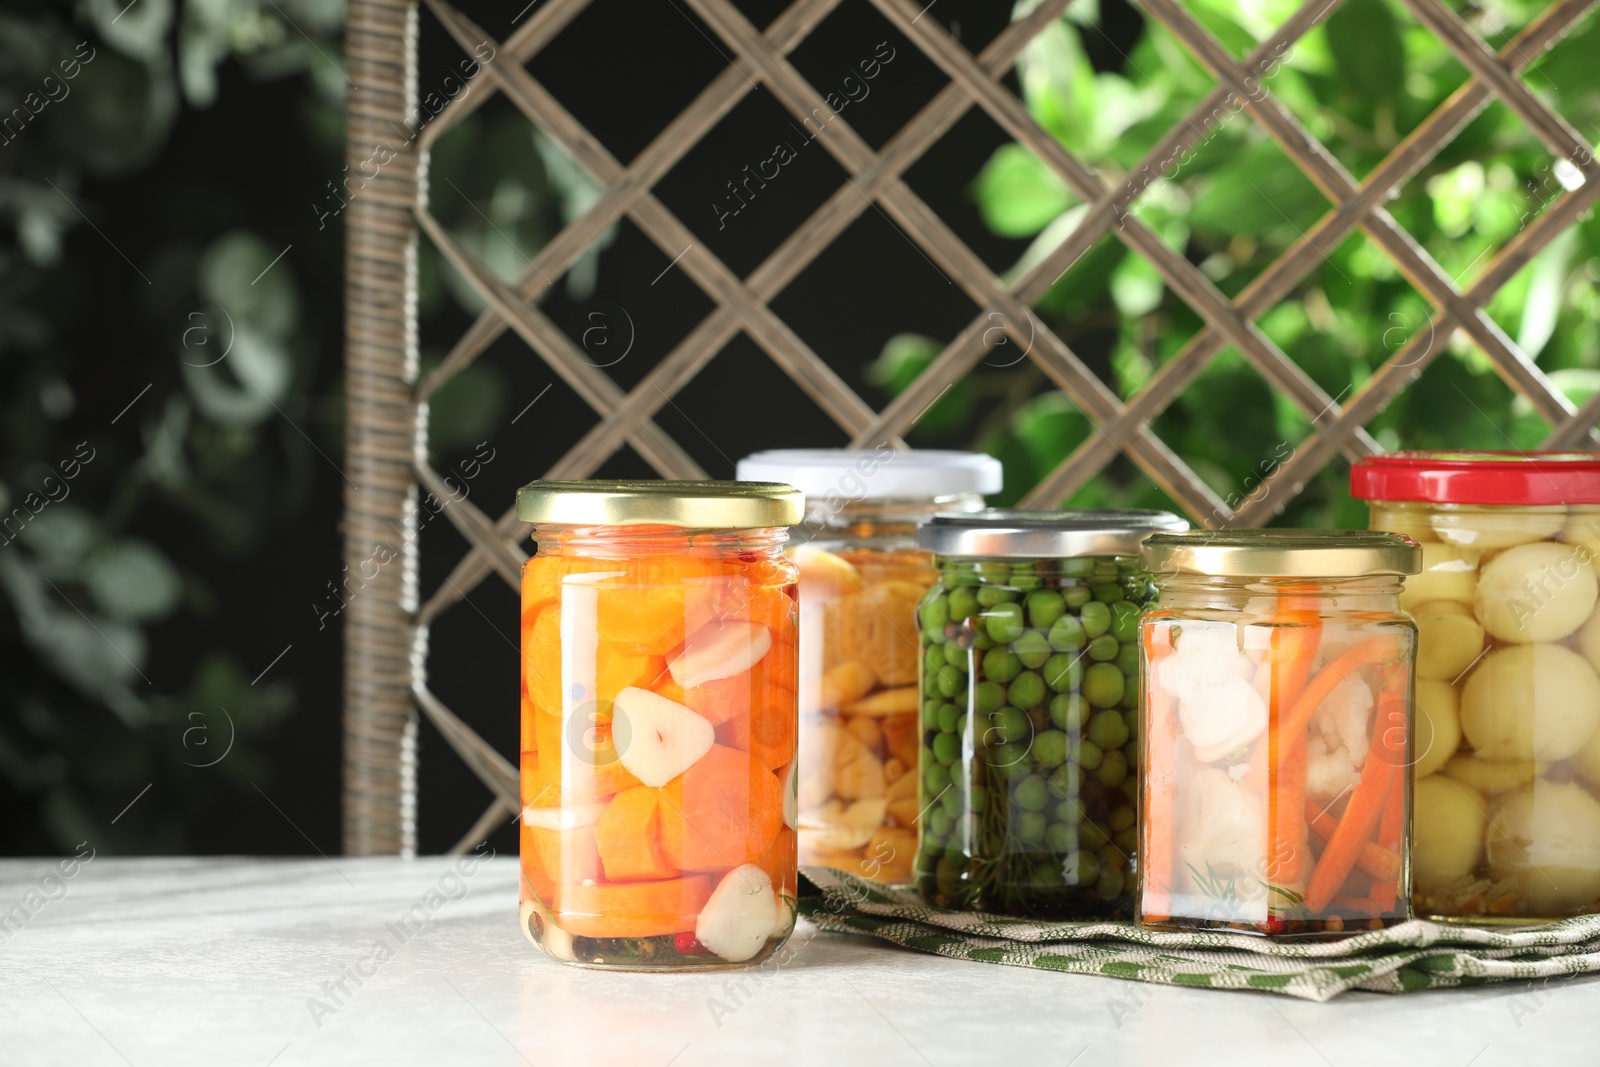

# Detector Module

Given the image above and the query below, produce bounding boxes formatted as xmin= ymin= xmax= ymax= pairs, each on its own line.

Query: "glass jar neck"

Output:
xmin=806 ymin=493 xmax=984 ymax=535
xmin=1154 ymin=573 xmax=1404 ymax=612
xmin=533 ymin=524 xmax=789 ymax=559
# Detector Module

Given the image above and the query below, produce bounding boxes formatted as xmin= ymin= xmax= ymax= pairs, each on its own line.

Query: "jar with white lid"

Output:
xmin=735 ymin=448 xmax=1001 ymax=883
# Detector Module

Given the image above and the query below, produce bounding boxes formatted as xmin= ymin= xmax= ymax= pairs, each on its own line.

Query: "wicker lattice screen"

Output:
xmin=340 ymin=0 xmax=1600 ymax=853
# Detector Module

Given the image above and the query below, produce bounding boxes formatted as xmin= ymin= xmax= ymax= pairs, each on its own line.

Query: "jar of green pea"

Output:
xmin=913 ymin=509 xmax=1188 ymax=917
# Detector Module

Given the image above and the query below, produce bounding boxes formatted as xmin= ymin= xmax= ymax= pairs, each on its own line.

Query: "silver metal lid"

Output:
xmin=917 ymin=508 xmax=1189 ymax=559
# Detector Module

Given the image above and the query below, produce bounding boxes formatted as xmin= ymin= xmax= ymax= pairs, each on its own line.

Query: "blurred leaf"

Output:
xmin=973 ymin=144 xmax=1075 ymax=238
xmin=1516 ymin=229 xmax=1575 ymax=360
xmin=867 ymin=334 xmax=973 ymax=434
xmin=84 ymin=541 xmax=181 ymax=621
xmin=1324 ymin=0 xmax=1404 ymax=101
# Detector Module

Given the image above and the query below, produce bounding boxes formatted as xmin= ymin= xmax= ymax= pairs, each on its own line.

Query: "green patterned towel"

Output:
xmin=798 ymin=867 xmax=1600 ymax=1001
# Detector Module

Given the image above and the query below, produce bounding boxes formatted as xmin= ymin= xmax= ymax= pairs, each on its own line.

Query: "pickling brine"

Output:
xmin=1138 ymin=531 xmax=1420 ymax=937
xmin=516 ymin=480 xmax=802 ymax=969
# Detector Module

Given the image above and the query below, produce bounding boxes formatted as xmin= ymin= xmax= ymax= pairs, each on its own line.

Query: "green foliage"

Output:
xmin=874 ymin=0 xmax=1600 ymax=524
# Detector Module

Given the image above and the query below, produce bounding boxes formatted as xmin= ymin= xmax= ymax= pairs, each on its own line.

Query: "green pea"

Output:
xmin=1011 ymin=575 xmax=1042 ymax=592
xmin=924 ymin=646 xmax=944 ymax=673
xmin=974 ymin=561 xmax=1011 ymax=582
xmin=936 ymin=664 xmax=965 ymax=699
xmin=923 ymin=699 xmax=942 ymax=729
xmin=1116 ymin=641 xmax=1140 ymax=677
xmin=947 ymin=587 xmax=978 ymax=622
xmin=940 ymin=783 xmax=965 ymax=815
xmin=1014 ymin=811 xmax=1047 ymax=844
xmin=1059 ymin=558 xmax=1096 ymax=578
xmin=984 ymin=602 xmax=1025 ymax=644
xmin=942 ymin=641 xmax=969 ymax=668
xmin=1109 ymin=600 xmax=1141 ymax=643
xmin=944 ymin=843 xmax=970 ymax=868
xmin=1063 ymin=585 xmax=1092 ymax=609
xmin=1045 ymin=822 xmax=1077 ymax=853
xmin=1012 ymin=629 xmax=1052 ymax=669
xmin=976 ymin=584 xmax=1017 ymax=608
xmin=1065 ymin=850 xmax=1100 ymax=887
xmin=1095 ymin=865 xmax=1125 ymax=900
xmin=1045 ymin=615 xmax=1086 ymax=654
xmin=1048 ymin=768 xmax=1083 ymax=806
xmin=923 ymin=669 xmax=940 ymax=693
xmin=922 ymin=823 xmax=946 ymax=850
xmin=1043 ymin=653 xmax=1082 ymax=693
xmin=1083 ymin=662 xmax=1126 ymax=709
xmin=932 ymin=732 xmax=960 ymax=765
xmin=1121 ymin=706 xmax=1139 ymax=740
xmin=1088 ymin=708 xmax=1131 ymax=750
xmin=1098 ymin=844 xmax=1128 ymax=871
xmin=1050 ymin=692 xmax=1088 ymax=731
xmin=1049 ymin=796 xmax=1088 ymax=825
xmin=1009 ymin=560 xmax=1040 ymax=575
xmin=1007 ymin=670 xmax=1046 ymax=711
xmin=924 ymin=759 xmax=951 ymax=796
xmin=1032 ymin=730 xmax=1068 ymax=769
xmin=1026 ymin=589 xmax=1067 ymax=629
xmin=1029 ymin=862 xmax=1065 ymax=887
xmin=1119 ymin=681 xmax=1139 ymax=711
xmin=1108 ymin=804 xmax=1136 ymax=832
xmin=1075 ymin=738 xmax=1103 ymax=770
xmin=1079 ymin=820 xmax=1110 ymax=851
xmin=1114 ymin=826 xmax=1137 ymax=853
xmin=992 ymin=706 xmax=1030 ymax=745
xmin=1080 ymin=600 xmax=1111 ymax=638
xmin=1014 ymin=774 xmax=1049 ymax=812
xmin=1091 ymin=582 xmax=1125 ymax=604
xmin=989 ymin=744 xmax=1031 ymax=780
xmin=1096 ymin=749 xmax=1128 ymax=788
xmin=936 ymin=702 xmax=960 ymax=733
xmin=973 ymin=631 xmax=997 ymax=651
xmin=975 ymin=680 xmax=1005 ymax=714
xmin=968 ymin=786 xmax=987 ymax=813
xmin=941 ymin=569 xmax=962 ymax=590
xmin=920 ymin=593 xmax=949 ymax=634
xmin=1087 ymin=634 xmax=1120 ymax=661
xmin=929 ymin=808 xmax=954 ymax=839
xmin=982 ymin=648 xmax=1021 ymax=683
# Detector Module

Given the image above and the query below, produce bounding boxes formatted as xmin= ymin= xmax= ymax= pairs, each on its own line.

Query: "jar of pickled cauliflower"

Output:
xmin=1354 ymin=451 xmax=1600 ymax=921
xmin=734 ymin=449 xmax=1001 ymax=883
xmin=516 ymin=480 xmax=803 ymax=968
xmin=912 ymin=509 xmax=1187 ymax=916
xmin=1138 ymin=530 xmax=1421 ymax=937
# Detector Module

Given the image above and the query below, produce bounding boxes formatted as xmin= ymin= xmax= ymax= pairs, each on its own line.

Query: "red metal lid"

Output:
xmin=1350 ymin=451 xmax=1600 ymax=505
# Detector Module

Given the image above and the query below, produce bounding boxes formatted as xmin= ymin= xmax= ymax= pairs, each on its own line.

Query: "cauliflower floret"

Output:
xmin=1305 ymin=673 xmax=1374 ymax=801
xmin=1177 ymin=765 xmax=1268 ymax=887
xmin=1161 ymin=625 xmax=1267 ymax=764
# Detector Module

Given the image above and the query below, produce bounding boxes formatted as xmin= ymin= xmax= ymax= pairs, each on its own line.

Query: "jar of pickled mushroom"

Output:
xmin=911 ymin=509 xmax=1187 ymax=916
xmin=1353 ymin=451 xmax=1600 ymax=921
xmin=1138 ymin=530 xmax=1421 ymax=937
xmin=516 ymin=480 xmax=803 ymax=969
xmin=734 ymin=448 xmax=1002 ymax=884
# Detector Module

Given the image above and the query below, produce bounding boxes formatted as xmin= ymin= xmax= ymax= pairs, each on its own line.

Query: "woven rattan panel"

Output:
xmin=340 ymin=0 xmax=1600 ymax=852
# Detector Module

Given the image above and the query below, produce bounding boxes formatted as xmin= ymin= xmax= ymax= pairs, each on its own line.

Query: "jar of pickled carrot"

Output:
xmin=1137 ymin=530 xmax=1421 ymax=937
xmin=1354 ymin=451 xmax=1600 ymax=921
xmin=734 ymin=449 xmax=1001 ymax=883
xmin=516 ymin=480 xmax=803 ymax=969
xmin=912 ymin=509 xmax=1187 ymax=916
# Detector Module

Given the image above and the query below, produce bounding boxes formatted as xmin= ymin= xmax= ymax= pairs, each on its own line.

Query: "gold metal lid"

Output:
xmin=516 ymin=479 xmax=804 ymax=528
xmin=1140 ymin=529 xmax=1421 ymax=578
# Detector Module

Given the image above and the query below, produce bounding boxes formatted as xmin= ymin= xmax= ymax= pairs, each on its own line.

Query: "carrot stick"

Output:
xmin=1272 ymin=634 xmax=1402 ymax=770
xmin=1141 ymin=634 xmax=1177 ymax=921
xmin=1303 ymin=668 xmax=1406 ymax=914
xmin=1265 ymin=593 xmax=1321 ymax=892
xmin=1304 ymin=800 xmax=1400 ymax=882
xmin=1368 ymin=739 xmax=1407 ymax=913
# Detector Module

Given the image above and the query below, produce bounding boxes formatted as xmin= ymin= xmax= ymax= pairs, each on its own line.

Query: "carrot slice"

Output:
xmin=1265 ymin=594 xmax=1321 ymax=892
xmin=1272 ymin=634 xmax=1403 ymax=770
xmin=519 ymin=823 xmax=556 ymax=905
xmin=526 ymin=716 xmax=642 ymax=805
xmin=521 ymin=691 xmax=539 ymax=754
xmin=593 ymin=787 xmax=678 ymax=881
xmin=1368 ymin=723 xmax=1408 ymax=912
xmin=1303 ymin=800 xmax=1401 ymax=882
xmin=658 ymin=744 xmax=783 ymax=872
xmin=528 ymin=823 xmax=603 ymax=885
xmin=684 ymin=646 xmax=789 ymax=727
xmin=759 ymin=825 xmax=798 ymax=901
xmin=595 ymin=560 xmax=733 ymax=655
xmin=555 ymin=874 xmax=713 ymax=939
xmin=523 ymin=608 xmax=562 ymax=714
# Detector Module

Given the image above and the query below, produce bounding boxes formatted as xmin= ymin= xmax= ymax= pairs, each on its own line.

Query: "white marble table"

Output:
xmin=2 ymin=857 xmax=1597 ymax=1065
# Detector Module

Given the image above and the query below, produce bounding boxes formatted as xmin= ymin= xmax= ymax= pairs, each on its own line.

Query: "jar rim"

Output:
xmin=516 ymin=479 xmax=803 ymax=528
xmin=735 ymin=448 xmax=1001 ymax=499
xmin=1141 ymin=529 xmax=1421 ymax=578
xmin=1351 ymin=450 xmax=1600 ymax=505
xmin=918 ymin=507 xmax=1188 ymax=558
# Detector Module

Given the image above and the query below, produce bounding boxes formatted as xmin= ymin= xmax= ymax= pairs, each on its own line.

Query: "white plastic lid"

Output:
xmin=735 ymin=448 xmax=1001 ymax=500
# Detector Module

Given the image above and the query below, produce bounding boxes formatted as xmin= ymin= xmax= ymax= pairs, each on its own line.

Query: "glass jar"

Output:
xmin=515 ymin=479 xmax=802 ymax=969
xmin=735 ymin=449 xmax=1001 ymax=883
xmin=1138 ymin=530 xmax=1421 ymax=938
xmin=1353 ymin=451 xmax=1600 ymax=922
xmin=910 ymin=509 xmax=1187 ymax=916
